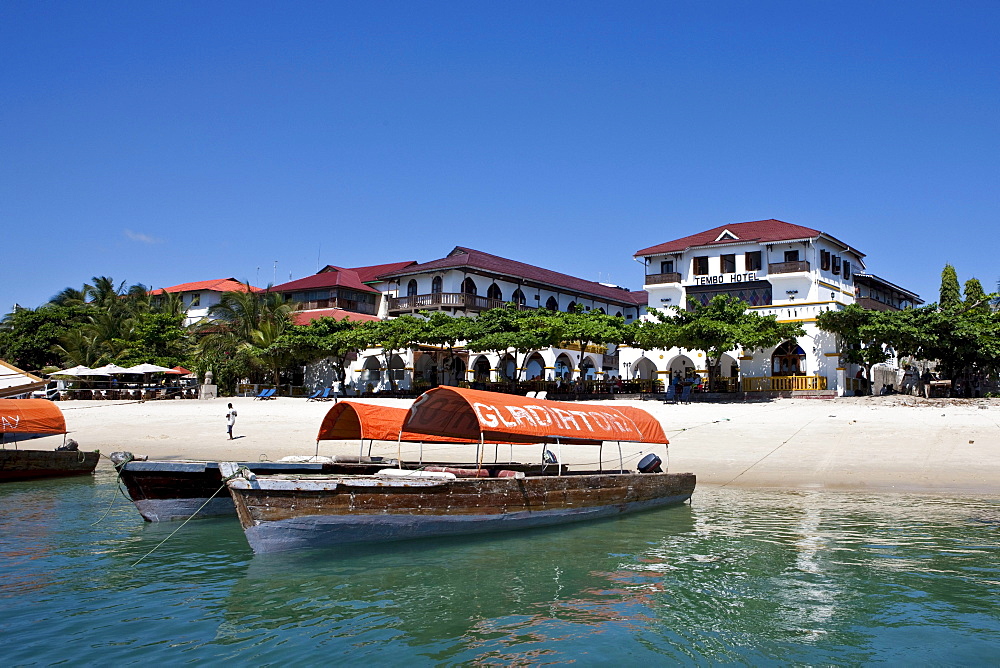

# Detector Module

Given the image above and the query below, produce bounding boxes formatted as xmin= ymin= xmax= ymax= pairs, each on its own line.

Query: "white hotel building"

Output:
xmin=622 ymin=219 xmax=922 ymax=395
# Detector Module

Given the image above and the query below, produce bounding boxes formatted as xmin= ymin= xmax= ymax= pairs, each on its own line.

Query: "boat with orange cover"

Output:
xmin=116 ymin=400 xmax=522 ymax=522
xmin=224 ymin=387 xmax=696 ymax=553
xmin=0 ymin=399 xmax=99 ymax=481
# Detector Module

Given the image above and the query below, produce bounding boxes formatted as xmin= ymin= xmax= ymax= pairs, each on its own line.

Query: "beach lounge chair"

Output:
xmin=663 ymin=384 xmax=677 ymax=404
xmin=306 ymin=388 xmax=324 ymax=401
xmin=311 ymin=388 xmax=333 ymax=402
xmin=679 ymin=384 xmax=693 ymax=404
xmin=535 ymin=391 xmax=547 ymax=400
xmin=252 ymin=388 xmax=268 ymax=400
xmin=255 ymin=388 xmax=276 ymax=401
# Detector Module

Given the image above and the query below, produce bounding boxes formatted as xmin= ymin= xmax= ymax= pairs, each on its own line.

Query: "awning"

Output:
xmin=317 ymin=401 xmax=503 ymax=444
xmin=401 ymin=386 xmax=668 ymax=445
xmin=0 ymin=399 xmax=67 ymax=435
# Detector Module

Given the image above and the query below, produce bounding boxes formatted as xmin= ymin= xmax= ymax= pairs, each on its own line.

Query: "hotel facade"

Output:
xmin=624 ymin=219 xmax=921 ymax=395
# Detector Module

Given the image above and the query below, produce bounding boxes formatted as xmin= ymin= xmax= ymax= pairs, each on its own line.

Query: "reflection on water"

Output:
xmin=0 ymin=471 xmax=997 ymax=665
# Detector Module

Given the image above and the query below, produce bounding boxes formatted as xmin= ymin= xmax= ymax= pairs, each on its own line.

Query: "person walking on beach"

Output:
xmin=226 ymin=403 xmax=238 ymax=440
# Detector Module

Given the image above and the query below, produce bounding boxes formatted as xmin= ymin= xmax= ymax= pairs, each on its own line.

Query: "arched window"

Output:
xmin=567 ymin=301 xmax=576 ymax=312
xmin=431 ymin=276 xmax=443 ymax=294
xmin=615 ymin=311 xmax=623 ymax=318
xmin=487 ymin=283 xmax=503 ymax=301
xmin=511 ymin=288 xmax=526 ymax=306
xmin=772 ymin=341 xmax=806 ymax=376
xmin=462 ymin=277 xmax=477 ymax=295
xmin=406 ymin=279 xmax=418 ymax=297
xmin=546 ymin=296 xmax=559 ymax=311
xmin=598 ymin=307 xmax=606 ymax=314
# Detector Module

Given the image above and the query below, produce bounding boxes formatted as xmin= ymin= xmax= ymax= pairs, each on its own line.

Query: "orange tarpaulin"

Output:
xmin=317 ymin=401 xmax=504 ymax=444
xmin=402 ymin=387 xmax=668 ymax=445
xmin=0 ymin=399 xmax=67 ymax=435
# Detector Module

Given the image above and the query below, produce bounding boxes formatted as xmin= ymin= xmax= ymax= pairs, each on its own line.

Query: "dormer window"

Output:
xmin=715 ymin=229 xmax=740 ymax=242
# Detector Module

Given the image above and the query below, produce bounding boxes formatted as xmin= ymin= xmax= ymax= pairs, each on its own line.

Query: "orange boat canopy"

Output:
xmin=0 ymin=399 xmax=67 ymax=435
xmin=402 ymin=387 xmax=668 ymax=445
xmin=316 ymin=401 xmax=504 ymax=444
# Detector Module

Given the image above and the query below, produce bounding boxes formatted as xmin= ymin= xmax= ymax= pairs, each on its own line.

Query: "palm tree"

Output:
xmin=196 ymin=285 xmax=298 ymax=390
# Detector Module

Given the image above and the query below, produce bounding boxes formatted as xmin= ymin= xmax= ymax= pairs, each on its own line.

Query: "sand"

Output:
xmin=47 ymin=394 xmax=1000 ymax=496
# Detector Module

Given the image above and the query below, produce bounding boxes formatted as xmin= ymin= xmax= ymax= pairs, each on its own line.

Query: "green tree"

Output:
xmin=360 ymin=315 xmax=427 ymax=392
xmin=0 ymin=304 xmax=95 ymax=371
xmin=816 ymin=304 xmax=895 ymax=392
xmin=636 ymin=296 xmax=804 ymax=391
xmin=466 ymin=305 xmax=559 ymax=385
xmin=196 ymin=286 xmax=298 ymax=392
xmin=939 ymin=264 xmax=962 ymax=309
xmin=963 ymin=278 xmax=989 ymax=315
xmin=274 ymin=318 xmax=372 ymax=391
xmin=415 ymin=311 xmax=475 ymax=386
xmin=547 ymin=305 xmax=629 ymax=375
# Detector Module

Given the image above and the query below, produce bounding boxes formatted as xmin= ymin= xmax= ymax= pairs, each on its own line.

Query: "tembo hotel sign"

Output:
xmin=692 ymin=272 xmax=759 ymax=286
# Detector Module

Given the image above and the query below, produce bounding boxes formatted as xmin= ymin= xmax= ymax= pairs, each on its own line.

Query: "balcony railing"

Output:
xmin=388 ymin=292 xmax=534 ymax=314
xmin=741 ymin=375 xmax=828 ymax=392
xmin=298 ymin=298 xmax=377 ymax=314
xmin=645 ymin=272 xmax=682 ymax=285
xmin=767 ymin=260 xmax=810 ymax=275
xmin=856 ymin=296 xmax=899 ymax=312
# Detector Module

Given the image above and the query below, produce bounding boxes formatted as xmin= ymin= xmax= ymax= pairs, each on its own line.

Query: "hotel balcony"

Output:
xmin=387 ymin=292 xmax=534 ymax=315
xmin=767 ymin=260 xmax=810 ymax=275
xmin=644 ymin=272 xmax=682 ymax=285
xmin=856 ymin=296 xmax=901 ymax=312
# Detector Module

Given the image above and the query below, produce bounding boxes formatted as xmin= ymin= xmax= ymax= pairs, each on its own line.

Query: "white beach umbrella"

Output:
xmin=90 ymin=363 xmax=132 ymax=374
xmin=48 ymin=365 xmax=93 ymax=377
xmin=124 ymin=363 xmax=174 ymax=374
xmin=74 ymin=367 xmax=112 ymax=376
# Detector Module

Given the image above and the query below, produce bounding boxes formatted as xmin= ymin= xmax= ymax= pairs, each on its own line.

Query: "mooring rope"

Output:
xmin=91 ymin=452 xmax=134 ymax=526
xmin=719 ymin=415 xmax=821 ymax=488
xmin=131 ymin=466 xmax=250 ymax=567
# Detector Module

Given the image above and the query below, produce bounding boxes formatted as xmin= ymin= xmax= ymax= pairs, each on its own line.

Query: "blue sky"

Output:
xmin=2 ymin=1 xmax=997 ymax=309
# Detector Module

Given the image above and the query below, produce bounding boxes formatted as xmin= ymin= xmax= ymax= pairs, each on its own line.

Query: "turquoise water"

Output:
xmin=1 ymin=468 xmax=998 ymax=665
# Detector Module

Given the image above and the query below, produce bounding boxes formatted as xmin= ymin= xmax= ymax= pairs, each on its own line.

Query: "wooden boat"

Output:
xmin=115 ymin=401 xmax=523 ymax=521
xmin=0 ymin=399 xmax=99 ymax=481
xmin=224 ymin=387 xmax=696 ymax=553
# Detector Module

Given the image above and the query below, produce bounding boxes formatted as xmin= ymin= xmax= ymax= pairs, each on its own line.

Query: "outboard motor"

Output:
xmin=637 ymin=453 xmax=663 ymax=474
xmin=56 ymin=439 xmax=79 ymax=452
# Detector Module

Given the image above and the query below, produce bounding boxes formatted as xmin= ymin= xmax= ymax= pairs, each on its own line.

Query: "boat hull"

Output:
xmin=227 ymin=471 xmax=696 ymax=553
xmin=0 ymin=449 xmax=99 ymax=481
xmin=118 ymin=459 xmax=557 ymax=522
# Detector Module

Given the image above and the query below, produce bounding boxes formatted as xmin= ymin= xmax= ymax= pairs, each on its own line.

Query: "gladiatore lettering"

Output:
xmin=472 ymin=403 xmax=639 ymax=438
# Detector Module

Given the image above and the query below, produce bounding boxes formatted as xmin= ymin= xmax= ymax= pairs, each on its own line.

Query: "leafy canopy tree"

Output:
xmin=465 ymin=305 xmax=560 ymax=385
xmin=939 ymin=264 xmax=962 ymax=309
xmin=818 ymin=266 xmax=1000 ymax=387
xmin=270 ymin=317 xmax=372 ymax=390
xmin=359 ymin=315 xmax=428 ymax=392
xmin=0 ymin=304 xmax=95 ymax=371
xmin=815 ymin=304 xmax=896 ymax=392
xmin=415 ymin=311 xmax=476 ymax=386
xmin=546 ymin=305 xmax=628 ymax=375
xmin=633 ymin=295 xmax=805 ymax=391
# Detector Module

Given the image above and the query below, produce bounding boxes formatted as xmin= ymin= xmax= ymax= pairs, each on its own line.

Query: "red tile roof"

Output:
xmin=376 ymin=247 xmax=645 ymax=307
xmin=634 ymin=219 xmax=828 ymax=257
xmin=149 ymin=278 xmax=262 ymax=295
xmin=350 ymin=261 xmax=416 ymax=284
xmin=292 ymin=308 xmax=382 ymax=326
xmin=270 ymin=267 xmax=379 ymax=294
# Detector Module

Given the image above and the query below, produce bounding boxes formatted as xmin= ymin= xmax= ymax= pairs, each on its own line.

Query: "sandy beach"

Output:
xmin=46 ymin=395 xmax=1000 ymax=496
